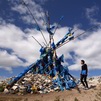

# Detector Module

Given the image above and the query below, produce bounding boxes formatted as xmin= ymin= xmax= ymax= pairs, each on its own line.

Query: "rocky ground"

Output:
xmin=0 ymin=75 xmax=101 ymax=101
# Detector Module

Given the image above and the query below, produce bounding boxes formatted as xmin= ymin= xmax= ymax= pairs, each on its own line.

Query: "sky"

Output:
xmin=0 ymin=0 xmax=101 ymax=79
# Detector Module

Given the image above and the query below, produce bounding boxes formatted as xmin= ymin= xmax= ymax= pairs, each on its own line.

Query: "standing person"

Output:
xmin=80 ymin=60 xmax=89 ymax=89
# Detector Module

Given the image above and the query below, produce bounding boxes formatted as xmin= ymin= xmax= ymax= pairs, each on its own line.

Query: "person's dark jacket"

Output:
xmin=81 ymin=64 xmax=88 ymax=75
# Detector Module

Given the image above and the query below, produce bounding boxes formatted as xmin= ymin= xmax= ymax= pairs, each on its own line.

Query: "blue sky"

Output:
xmin=44 ymin=0 xmax=101 ymax=28
xmin=0 ymin=0 xmax=101 ymax=79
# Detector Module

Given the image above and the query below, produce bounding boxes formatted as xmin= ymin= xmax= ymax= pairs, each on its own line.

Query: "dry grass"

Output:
xmin=54 ymin=96 xmax=60 ymax=101
xmin=74 ymin=97 xmax=79 ymax=101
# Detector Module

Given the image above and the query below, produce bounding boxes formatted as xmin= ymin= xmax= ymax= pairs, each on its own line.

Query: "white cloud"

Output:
xmin=85 ymin=6 xmax=101 ymax=26
xmin=0 ymin=50 xmax=23 ymax=67
xmin=68 ymin=28 xmax=101 ymax=71
xmin=11 ymin=0 xmax=46 ymax=27
xmin=0 ymin=1 xmax=101 ymax=74
xmin=86 ymin=6 xmax=99 ymax=18
xmin=0 ymin=21 xmax=101 ymax=72
xmin=0 ymin=66 xmax=13 ymax=73
xmin=0 ymin=23 xmax=42 ymax=66
xmin=0 ymin=76 xmax=7 ymax=81
xmin=0 ymin=17 xmax=6 ymax=25
xmin=0 ymin=0 xmax=48 ymax=73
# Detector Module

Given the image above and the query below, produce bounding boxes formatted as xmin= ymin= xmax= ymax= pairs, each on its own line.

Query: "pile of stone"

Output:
xmin=3 ymin=73 xmax=60 ymax=95
xmin=88 ymin=76 xmax=101 ymax=86
xmin=0 ymin=78 xmax=13 ymax=92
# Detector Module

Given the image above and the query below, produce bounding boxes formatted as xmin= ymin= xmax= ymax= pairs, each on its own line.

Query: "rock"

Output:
xmin=3 ymin=88 xmax=9 ymax=94
xmin=19 ymin=86 xmax=27 ymax=94
xmin=23 ymin=78 xmax=31 ymax=81
xmin=1 ymin=73 xmax=61 ymax=94
xmin=12 ymin=85 xmax=18 ymax=90
xmin=54 ymin=87 xmax=60 ymax=91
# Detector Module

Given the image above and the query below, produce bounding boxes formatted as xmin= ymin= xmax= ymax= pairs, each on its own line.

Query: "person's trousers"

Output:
xmin=80 ymin=75 xmax=88 ymax=88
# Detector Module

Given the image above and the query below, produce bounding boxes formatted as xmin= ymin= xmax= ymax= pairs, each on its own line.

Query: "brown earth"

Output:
xmin=0 ymin=84 xmax=101 ymax=101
